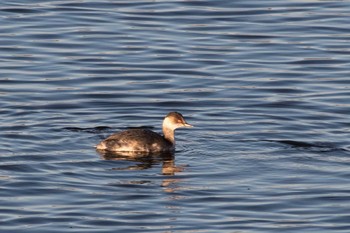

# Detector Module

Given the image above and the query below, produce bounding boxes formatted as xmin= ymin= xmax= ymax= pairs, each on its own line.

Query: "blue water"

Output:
xmin=1 ymin=1 xmax=350 ymax=232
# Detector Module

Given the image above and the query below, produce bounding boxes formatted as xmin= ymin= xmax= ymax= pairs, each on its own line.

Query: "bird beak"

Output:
xmin=184 ymin=122 xmax=193 ymax=128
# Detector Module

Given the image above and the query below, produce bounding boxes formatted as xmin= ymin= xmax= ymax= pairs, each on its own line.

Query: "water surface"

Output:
xmin=1 ymin=0 xmax=350 ymax=232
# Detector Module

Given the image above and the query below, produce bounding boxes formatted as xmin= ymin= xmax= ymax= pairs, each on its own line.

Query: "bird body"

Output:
xmin=96 ymin=112 xmax=192 ymax=153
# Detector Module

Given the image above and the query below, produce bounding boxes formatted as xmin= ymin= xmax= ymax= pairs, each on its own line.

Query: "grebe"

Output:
xmin=96 ymin=112 xmax=192 ymax=153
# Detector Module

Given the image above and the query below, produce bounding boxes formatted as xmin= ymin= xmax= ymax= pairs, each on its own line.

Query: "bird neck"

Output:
xmin=162 ymin=126 xmax=175 ymax=145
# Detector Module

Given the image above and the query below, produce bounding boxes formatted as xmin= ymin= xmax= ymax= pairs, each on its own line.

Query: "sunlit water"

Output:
xmin=1 ymin=0 xmax=350 ymax=232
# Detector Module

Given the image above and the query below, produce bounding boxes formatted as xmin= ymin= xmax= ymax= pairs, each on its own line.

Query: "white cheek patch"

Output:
xmin=163 ymin=118 xmax=184 ymax=131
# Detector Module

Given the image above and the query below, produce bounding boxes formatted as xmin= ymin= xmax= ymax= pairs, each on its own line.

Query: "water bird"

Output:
xmin=96 ymin=112 xmax=192 ymax=153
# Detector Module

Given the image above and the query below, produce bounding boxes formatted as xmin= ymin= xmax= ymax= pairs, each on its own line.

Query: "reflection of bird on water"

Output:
xmin=98 ymin=150 xmax=185 ymax=176
xmin=96 ymin=112 xmax=192 ymax=154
